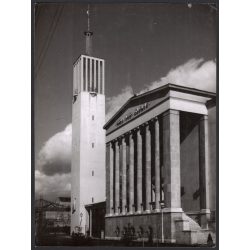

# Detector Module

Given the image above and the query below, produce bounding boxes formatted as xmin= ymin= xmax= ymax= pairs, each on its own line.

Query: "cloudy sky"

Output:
xmin=35 ymin=2 xmax=217 ymax=201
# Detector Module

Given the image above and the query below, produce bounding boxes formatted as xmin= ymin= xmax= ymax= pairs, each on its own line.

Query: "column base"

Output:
xmin=200 ymin=209 xmax=211 ymax=229
xmin=200 ymin=208 xmax=211 ymax=214
xmin=105 ymin=213 xmax=114 ymax=217
xmin=163 ymin=207 xmax=183 ymax=213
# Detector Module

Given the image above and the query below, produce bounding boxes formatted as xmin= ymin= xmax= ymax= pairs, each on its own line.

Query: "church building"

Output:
xmin=70 ymin=6 xmax=216 ymax=245
xmin=104 ymin=84 xmax=216 ymax=245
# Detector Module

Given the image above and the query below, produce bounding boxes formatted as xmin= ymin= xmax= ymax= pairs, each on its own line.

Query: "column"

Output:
xmin=162 ymin=110 xmax=182 ymax=210
xmin=115 ymin=140 xmax=120 ymax=214
xmin=122 ymin=136 xmax=127 ymax=214
xmin=89 ymin=209 xmax=92 ymax=237
xmin=199 ymin=115 xmax=211 ymax=228
xmin=109 ymin=143 xmax=114 ymax=215
xmin=129 ymin=131 xmax=134 ymax=214
xmin=145 ymin=122 xmax=151 ymax=212
xmin=154 ymin=117 xmax=161 ymax=211
xmin=136 ymin=127 xmax=143 ymax=213
xmin=94 ymin=59 xmax=96 ymax=91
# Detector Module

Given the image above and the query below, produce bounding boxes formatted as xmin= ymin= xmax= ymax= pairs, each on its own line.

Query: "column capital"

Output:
xmin=135 ymin=126 xmax=142 ymax=131
xmin=110 ymin=140 xmax=116 ymax=148
xmin=145 ymin=122 xmax=153 ymax=132
xmin=151 ymin=116 xmax=159 ymax=122
xmin=162 ymin=109 xmax=179 ymax=117
xmin=200 ymin=115 xmax=208 ymax=121
xmin=121 ymin=135 xmax=127 ymax=144
xmin=112 ymin=138 xmax=118 ymax=143
xmin=119 ymin=134 xmax=126 ymax=140
xmin=131 ymin=128 xmax=137 ymax=133
xmin=127 ymin=130 xmax=133 ymax=136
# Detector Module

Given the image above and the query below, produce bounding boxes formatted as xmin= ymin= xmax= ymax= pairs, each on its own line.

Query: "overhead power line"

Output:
xmin=35 ymin=5 xmax=64 ymax=79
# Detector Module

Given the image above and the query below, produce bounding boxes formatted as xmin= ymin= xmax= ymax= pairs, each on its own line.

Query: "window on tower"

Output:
xmin=92 ymin=143 xmax=94 ymax=148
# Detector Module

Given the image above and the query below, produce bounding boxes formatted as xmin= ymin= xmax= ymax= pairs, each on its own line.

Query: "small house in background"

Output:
xmin=35 ymin=197 xmax=71 ymax=240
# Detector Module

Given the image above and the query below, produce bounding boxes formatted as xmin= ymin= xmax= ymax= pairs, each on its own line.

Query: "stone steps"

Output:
xmin=174 ymin=213 xmax=216 ymax=245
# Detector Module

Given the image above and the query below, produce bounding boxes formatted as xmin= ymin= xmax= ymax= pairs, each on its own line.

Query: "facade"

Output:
xmin=104 ymin=84 xmax=216 ymax=245
xmin=70 ymin=28 xmax=106 ymax=234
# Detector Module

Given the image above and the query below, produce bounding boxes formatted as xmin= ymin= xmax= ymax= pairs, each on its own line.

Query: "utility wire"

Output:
xmin=36 ymin=6 xmax=59 ymax=72
xmin=35 ymin=5 xmax=41 ymax=30
xmin=35 ymin=5 xmax=64 ymax=79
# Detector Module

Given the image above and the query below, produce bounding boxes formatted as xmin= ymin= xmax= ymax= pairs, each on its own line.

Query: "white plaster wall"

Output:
xmin=71 ymin=91 xmax=106 ymax=234
xmin=71 ymin=94 xmax=81 ymax=233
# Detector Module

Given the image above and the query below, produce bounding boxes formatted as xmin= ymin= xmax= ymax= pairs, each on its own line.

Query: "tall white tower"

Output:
xmin=71 ymin=6 xmax=105 ymax=235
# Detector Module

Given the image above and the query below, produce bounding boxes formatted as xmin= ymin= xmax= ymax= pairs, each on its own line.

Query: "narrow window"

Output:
xmin=92 ymin=143 xmax=94 ymax=148
xmin=92 ymin=115 xmax=94 ymax=120
xmin=92 ymin=197 xmax=94 ymax=203
xmin=92 ymin=170 xmax=94 ymax=176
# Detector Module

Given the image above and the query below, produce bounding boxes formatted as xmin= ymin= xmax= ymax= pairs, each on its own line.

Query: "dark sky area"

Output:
xmin=35 ymin=2 xmax=216 ymax=161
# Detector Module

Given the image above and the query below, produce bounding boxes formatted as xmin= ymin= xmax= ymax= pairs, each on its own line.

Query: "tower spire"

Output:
xmin=84 ymin=4 xmax=93 ymax=56
xmin=87 ymin=4 xmax=90 ymax=31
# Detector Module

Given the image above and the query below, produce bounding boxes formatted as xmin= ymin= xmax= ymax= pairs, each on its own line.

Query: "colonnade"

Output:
xmin=106 ymin=110 xmax=210 ymax=218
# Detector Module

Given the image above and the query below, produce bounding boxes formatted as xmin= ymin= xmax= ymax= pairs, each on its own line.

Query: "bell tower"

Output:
xmin=71 ymin=5 xmax=105 ymax=235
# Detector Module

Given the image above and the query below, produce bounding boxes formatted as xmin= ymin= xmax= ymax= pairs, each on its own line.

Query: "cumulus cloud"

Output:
xmin=37 ymin=124 xmax=72 ymax=176
xmin=140 ymin=58 xmax=216 ymax=94
xmin=105 ymin=58 xmax=216 ymax=121
xmin=35 ymin=170 xmax=71 ymax=200
xmin=106 ymin=86 xmax=134 ymax=122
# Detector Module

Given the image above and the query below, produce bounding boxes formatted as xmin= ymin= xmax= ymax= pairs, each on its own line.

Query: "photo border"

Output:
xmin=31 ymin=1 xmax=219 ymax=249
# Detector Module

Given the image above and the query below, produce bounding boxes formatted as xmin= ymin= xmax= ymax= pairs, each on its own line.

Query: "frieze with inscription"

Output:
xmin=116 ymin=103 xmax=149 ymax=127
